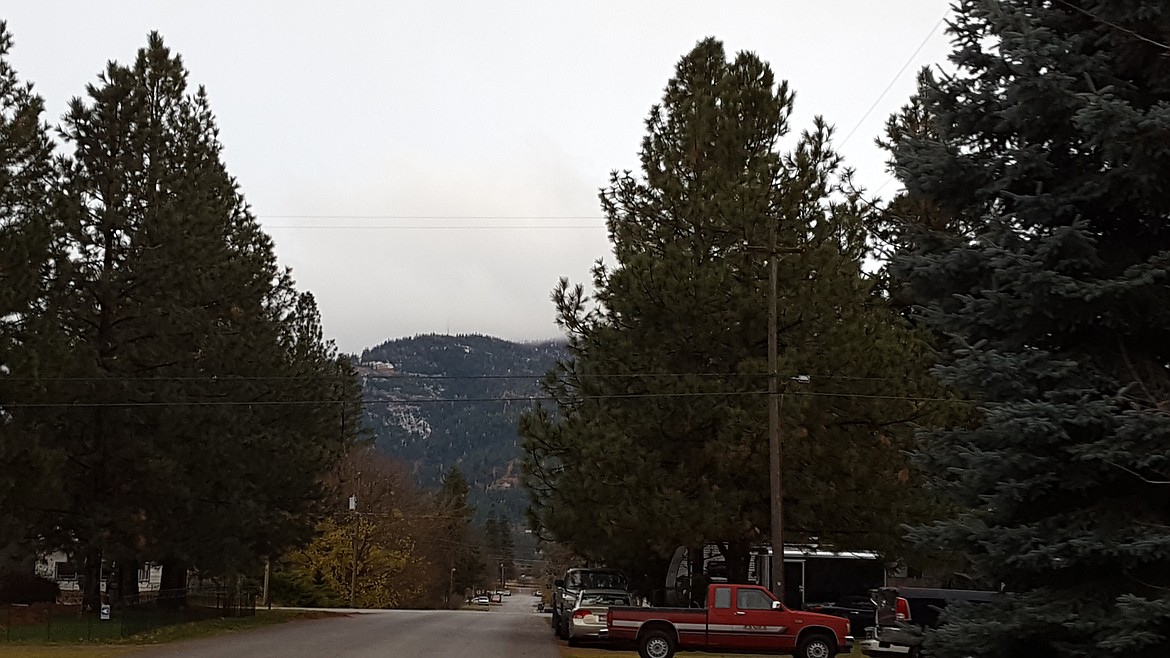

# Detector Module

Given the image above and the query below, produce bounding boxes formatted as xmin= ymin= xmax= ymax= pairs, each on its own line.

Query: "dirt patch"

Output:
xmin=1 ymin=603 xmax=85 ymax=627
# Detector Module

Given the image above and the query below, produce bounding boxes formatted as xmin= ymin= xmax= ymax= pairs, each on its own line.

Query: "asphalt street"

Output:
xmin=138 ymin=589 xmax=560 ymax=658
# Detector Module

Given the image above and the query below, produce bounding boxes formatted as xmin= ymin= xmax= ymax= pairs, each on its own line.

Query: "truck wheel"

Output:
xmin=638 ymin=629 xmax=676 ymax=658
xmin=557 ymin=616 xmax=569 ymax=640
xmin=796 ymin=632 xmax=836 ymax=658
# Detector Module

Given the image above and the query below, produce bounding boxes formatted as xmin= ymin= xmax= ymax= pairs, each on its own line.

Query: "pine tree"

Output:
xmin=0 ymin=22 xmax=64 ymax=570
xmin=34 ymin=33 xmax=356 ymax=608
xmin=438 ymin=467 xmax=484 ymax=594
xmin=886 ymin=2 xmax=1170 ymax=655
xmin=521 ymin=38 xmax=942 ymax=585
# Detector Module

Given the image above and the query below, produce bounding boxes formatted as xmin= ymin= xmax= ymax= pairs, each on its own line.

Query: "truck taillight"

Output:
xmin=896 ymin=597 xmax=911 ymax=622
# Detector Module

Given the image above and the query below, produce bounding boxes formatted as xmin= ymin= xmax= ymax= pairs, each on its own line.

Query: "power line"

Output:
xmin=0 ymin=387 xmax=967 ymax=408
xmin=1050 ymin=0 xmax=1170 ymax=52
xmin=256 ymin=214 xmax=608 ymax=230
xmin=259 ymin=215 xmax=606 ymax=220
xmin=2 ymin=372 xmax=907 ymax=383
xmin=262 ymin=225 xmax=607 ymax=230
xmin=837 ymin=13 xmax=948 ymax=150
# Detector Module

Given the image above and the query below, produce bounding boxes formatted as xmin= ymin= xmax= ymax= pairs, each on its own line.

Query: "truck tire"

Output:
xmin=796 ymin=632 xmax=836 ymax=658
xmin=638 ymin=628 xmax=676 ymax=658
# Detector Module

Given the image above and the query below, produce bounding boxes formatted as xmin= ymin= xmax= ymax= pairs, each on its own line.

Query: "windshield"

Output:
xmin=579 ymin=572 xmax=628 ymax=590
xmin=581 ymin=593 xmax=631 ymax=606
xmin=569 ymin=571 xmax=628 ymax=590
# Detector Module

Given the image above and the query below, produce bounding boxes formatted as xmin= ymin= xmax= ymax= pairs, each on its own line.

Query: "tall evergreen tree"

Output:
xmin=0 ymin=22 xmax=64 ymax=570
xmin=886 ymin=2 xmax=1170 ymax=655
xmin=521 ymin=38 xmax=941 ymax=587
xmin=21 ymin=33 xmax=358 ymax=608
xmin=438 ymin=467 xmax=484 ymax=594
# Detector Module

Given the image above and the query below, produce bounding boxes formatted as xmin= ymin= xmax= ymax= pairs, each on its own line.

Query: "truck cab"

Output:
xmin=607 ymin=583 xmax=851 ymax=658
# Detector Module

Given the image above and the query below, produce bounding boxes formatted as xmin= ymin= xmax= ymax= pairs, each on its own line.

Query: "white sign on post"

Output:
xmin=100 ymin=604 xmax=111 ymax=620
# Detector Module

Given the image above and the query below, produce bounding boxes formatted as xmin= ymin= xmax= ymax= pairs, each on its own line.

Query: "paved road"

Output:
xmin=140 ymin=589 xmax=560 ymax=658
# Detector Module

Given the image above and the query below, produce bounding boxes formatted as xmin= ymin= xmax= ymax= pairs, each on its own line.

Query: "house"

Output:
xmin=35 ymin=550 xmax=163 ymax=603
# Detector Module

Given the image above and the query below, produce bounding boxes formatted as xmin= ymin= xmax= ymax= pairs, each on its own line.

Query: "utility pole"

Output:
xmin=748 ymin=223 xmax=802 ymax=603
xmin=262 ymin=558 xmax=271 ymax=609
xmin=767 ymin=218 xmax=784 ymax=604
xmin=349 ymin=477 xmax=359 ymax=608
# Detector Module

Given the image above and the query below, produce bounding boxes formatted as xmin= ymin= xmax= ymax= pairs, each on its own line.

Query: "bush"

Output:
xmin=0 ymin=573 xmax=60 ymax=604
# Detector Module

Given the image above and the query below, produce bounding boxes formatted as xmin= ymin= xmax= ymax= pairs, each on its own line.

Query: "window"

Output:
xmin=736 ymin=588 xmax=774 ymax=611
xmin=713 ymin=587 xmax=732 ymax=609
xmin=581 ymin=593 xmax=631 ymax=606
xmin=54 ymin=561 xmax=79 ymax=581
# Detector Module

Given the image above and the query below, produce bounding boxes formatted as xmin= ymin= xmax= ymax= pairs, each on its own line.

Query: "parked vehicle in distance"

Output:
xmin=472 ymin=595 xmax=490 ymax=606
xmin=859 ymin=587 xmax=995 ymax=657
xmin=806 ymin=594 xmax=878 ymax=640
xmin=553 ymin=567 xmax=630 ymax=639
xmin=566 ymin=589 xmax=633 ymax=646
xmin=607 ymin=583 xmax=851 ymax=658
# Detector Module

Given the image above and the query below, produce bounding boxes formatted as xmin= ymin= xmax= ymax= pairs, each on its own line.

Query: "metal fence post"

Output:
xmin=44 ymin=606 xmax=51 ymax=641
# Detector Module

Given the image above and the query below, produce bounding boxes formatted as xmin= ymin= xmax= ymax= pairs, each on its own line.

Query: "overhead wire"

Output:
xmin=837 ymin=13 xmax=948 ymax=150
xmin=1 ymin=371 xmax=911 ymax=383
xmin=0 ymin=388 xmax=968 ymax=409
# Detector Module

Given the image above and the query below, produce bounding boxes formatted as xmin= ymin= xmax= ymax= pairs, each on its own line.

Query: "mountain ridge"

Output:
xmin=356 ymin=333 xmax=565 ymax=519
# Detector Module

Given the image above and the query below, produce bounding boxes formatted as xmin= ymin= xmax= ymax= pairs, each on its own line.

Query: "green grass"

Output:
xmin=0 ymin=609 xmax=311 ymax=655
xmin=121 ymin=609 xmax=306 ymax=644
xmin=0 ymin=647 xmax=142 ymax=658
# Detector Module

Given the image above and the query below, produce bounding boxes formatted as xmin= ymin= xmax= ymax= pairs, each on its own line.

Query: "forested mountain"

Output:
xmin=357 ymin=334 xmax=563 ymax=519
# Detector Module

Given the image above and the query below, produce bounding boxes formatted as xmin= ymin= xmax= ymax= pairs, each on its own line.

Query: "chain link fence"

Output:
xmin=2 ymin=586 xmax=256 ymax=642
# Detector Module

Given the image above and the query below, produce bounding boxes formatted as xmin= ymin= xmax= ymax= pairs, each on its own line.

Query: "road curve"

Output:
xmin=138 ymin=589 xmax=559 ymax=658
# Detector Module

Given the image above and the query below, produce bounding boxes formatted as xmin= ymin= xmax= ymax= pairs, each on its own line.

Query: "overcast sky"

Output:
xmin=5 ymin=1 xmax=953 ymax=354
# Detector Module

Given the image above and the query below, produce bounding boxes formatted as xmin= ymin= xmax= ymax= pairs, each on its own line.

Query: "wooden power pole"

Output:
xmin=767 ymin=218 xmax=784 ymax=603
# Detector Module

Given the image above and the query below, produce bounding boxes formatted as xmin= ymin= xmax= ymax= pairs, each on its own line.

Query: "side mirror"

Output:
xmin=772 ymin=601 xmax=783 ymax=610
xmin=554 ymin=579 xmax=565 ymax=588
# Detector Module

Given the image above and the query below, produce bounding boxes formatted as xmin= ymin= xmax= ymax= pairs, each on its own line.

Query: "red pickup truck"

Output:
xmin=607 ymin=583 xmax=851 ymax=658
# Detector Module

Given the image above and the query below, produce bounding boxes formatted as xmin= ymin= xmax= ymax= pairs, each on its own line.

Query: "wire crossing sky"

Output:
xmin=4 ymin=1 xmax=953 ymax=352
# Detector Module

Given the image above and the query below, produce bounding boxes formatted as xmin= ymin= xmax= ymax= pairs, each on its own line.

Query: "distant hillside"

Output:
xmin=357 ymin=334 xmax=564 ymax=520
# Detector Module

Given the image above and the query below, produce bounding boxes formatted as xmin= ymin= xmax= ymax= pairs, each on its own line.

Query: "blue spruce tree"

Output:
xmin=886 ymin=2 xmax=1170 ymax=656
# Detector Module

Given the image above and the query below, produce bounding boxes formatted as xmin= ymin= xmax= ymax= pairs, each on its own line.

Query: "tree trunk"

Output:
xmin=113 ymin=560 xmax=140 ymax=607
xmin=159 ymin=560 xmax=188 ymax=610
xmin=80 ymin=549 xmax=102 ymax=612
xmin=720 ymin=540 xmax=751 ymax=584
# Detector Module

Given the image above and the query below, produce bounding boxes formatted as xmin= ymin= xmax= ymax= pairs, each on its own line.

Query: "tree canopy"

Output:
xmin=0 ymin=30 xmax=359 ymax=608
xmin=521 ymin=38 xmax=943 ymax=591
xmin=885 ymin=1 xmax=1170 ymax=655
